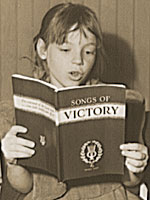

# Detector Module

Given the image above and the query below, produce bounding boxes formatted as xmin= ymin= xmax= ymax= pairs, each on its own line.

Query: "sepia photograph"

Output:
xmin=0 ymin=0 xmax=150 ymax=199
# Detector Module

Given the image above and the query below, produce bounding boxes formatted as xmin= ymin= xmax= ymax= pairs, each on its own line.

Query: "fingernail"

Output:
xmin=23 ymin=127 xmax=28 ymax=132
xmin=31 ymin=149 xmax=35 ymax=155
xmin=31 ymin=142 xmax=35 ymax=148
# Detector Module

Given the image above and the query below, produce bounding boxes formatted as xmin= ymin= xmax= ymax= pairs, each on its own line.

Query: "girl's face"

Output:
xmin=45 ymin=27 xmax=96 ymax=88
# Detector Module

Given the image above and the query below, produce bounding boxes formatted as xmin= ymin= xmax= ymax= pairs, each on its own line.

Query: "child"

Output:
xmin=0 ymin=3 xmax=149 ymax=200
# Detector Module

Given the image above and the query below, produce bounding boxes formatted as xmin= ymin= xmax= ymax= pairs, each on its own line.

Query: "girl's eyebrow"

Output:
xmin=85 ymin=42 xmax=97 ymax=47
xmin=62 ymin=42 xmax=97 ymax=46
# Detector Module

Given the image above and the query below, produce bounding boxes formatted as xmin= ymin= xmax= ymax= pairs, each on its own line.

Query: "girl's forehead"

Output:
xmin=66 ymin=27 xmax=96 ymax=45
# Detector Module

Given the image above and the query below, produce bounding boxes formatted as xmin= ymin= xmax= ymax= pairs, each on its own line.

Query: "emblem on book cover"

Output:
xmin=80 ymin=140 xmax=103 ymax=170
xmin=40 ymin=135 xmax=46 ymax=146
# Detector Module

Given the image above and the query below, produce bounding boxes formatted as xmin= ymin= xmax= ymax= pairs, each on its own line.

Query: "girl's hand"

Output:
xmin=1 ymin=125 xmax=35 ymax=161
xmin=120 ymin=143 xmax=149 ymax=173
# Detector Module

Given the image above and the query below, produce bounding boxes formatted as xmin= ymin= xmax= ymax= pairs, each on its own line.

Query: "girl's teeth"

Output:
xmin=69 ymin=71 xmax=83 ymax=81
xmin=71 ymin=72 xmax=79 ymax=76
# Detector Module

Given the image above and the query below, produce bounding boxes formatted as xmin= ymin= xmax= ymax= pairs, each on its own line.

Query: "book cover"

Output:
xmin=12 ymin=74 xmax=140 ymax=182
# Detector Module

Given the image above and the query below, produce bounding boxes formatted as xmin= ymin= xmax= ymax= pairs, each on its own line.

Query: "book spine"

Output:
xmin=55 ymin=92 xmax=62 ymax=181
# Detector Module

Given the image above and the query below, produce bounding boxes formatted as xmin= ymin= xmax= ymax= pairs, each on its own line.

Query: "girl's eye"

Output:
xmin=60 ymin=48 xmax=71 ymax=52
xmin=85 ymin=50 xmax=96 ymax=55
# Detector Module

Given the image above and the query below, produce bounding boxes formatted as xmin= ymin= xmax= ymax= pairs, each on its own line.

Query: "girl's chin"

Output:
xmin=59 ymin=78 xmax=80 ymax=87
xmin=64 ymin=82 xmax=81 ymax=87
xmin=51 ymin=77 xmax=86 ymax=88
xmin=53 ymin=81 xmax=80 ymax=89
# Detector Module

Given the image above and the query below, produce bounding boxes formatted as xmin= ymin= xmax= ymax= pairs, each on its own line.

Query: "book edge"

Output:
xmin=12 ymin=74 xmax=126 ymax=92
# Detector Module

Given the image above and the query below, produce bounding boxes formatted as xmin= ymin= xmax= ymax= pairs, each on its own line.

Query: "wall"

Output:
xmin=0 ymin=0 xmax=150 ymax=110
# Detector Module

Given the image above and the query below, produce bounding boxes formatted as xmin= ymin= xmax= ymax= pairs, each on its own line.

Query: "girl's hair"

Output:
xmin=33 ymin=2 xmax=107 ymax=83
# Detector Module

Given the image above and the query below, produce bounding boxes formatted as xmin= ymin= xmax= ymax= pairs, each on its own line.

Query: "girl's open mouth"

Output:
xmin=68 ymin=71 xmax=83 ymax=81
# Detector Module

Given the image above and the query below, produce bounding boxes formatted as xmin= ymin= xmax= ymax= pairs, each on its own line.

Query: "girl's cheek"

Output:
xmin=87 ymin=57 xmax=96 ymax=69
xmin=85 ymin=54 xmax=96 ymax=63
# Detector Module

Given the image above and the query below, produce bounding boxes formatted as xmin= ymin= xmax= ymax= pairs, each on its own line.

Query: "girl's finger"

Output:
xmin=126 ymin=157 xmax=147 ymax=168
xmin=120 ymin=143 xmax=147 ymax=152
xmin=7 ymin=125 xmax=27 ymax=136
xmin=8 ymin=144 xmax=35 ymax=155
xmin=121 ymin=150 xmax=146 ymax=160
xmin=16 ymin=137 xmax=35 ymax=148
xmin=1 ymin=135 xmax=35 ymax=154
xmin=6 ymin=151 xmax=35 ymax=159
xmin=125 ymin=159 xmax=145 ymax=173
xmin=4 ymin=144 xmax=35 ymax=159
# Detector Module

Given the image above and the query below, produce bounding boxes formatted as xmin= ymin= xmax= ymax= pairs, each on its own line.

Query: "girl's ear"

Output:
xmin=36 ymin=38 xmax=47 ymax=60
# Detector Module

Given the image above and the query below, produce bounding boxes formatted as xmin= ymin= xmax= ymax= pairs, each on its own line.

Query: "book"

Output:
xmin=12 ymin=74 xmax=145 ymax=182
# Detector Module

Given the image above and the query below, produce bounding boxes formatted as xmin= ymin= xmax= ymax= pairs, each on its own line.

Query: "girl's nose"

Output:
xmin=72 ymin=51 xmax=83 ymax=65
